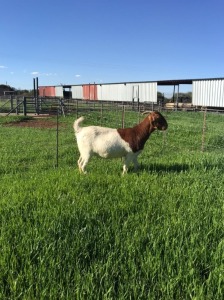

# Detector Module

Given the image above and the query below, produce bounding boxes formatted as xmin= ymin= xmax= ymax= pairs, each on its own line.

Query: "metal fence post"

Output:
xmin=101 ymin=103 xmax=103 ymax=126
xmin=10 ymin=95 xmax=13 ymax=110
xmin=122 ymin=105 xmax=125 ymax=128
xmin=201 ymin=107 xmax=207 ymax=152
xmin=76 ymin=100 xmax=79 ymax=119
xmin=23 ymin=97 xmax=27 ymax=116
xmin=138 ymin=106 xmax=141 ymax=124
xmin=56 ymin=109 xmax=59 ymax=167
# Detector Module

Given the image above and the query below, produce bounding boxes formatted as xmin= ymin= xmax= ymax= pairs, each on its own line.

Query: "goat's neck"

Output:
xmin=117 ymin=117 xmax=155 ymax=153
xmin=136 ymin=116 xmax=155 ymax=136
xmin=135 ymin=117 xmax=155 ymax=142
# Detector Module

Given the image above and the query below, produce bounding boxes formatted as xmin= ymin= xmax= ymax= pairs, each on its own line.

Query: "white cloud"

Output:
xmin=0 ymin=65 xmax=7 ymax=69
xmin=44 ymin=73 xmax=57 ymax=76
xmin=75 ymin=74 xmax=81 ymax=78
xmin=31 ymin=71 xmax=57 ymax=76
xmin=31 ymin=71 xmax=39 ymax=75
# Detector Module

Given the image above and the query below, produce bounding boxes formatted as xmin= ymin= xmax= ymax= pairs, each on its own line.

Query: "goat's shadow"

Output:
xmin=136 ymin=163 xmax=190 ymax=174
xmin=135 ymin=161 xmax=224 ymax=174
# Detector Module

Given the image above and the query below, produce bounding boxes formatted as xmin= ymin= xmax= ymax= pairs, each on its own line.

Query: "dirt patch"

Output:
xmin=4 ymin=118 xmax=62 ymax=129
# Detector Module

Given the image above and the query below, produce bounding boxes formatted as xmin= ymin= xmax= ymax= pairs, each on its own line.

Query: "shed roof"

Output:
xmin=40 ymin=77 xmax=224 ymax=88
xmin=157 ymin=79 xmax=193 ymax=85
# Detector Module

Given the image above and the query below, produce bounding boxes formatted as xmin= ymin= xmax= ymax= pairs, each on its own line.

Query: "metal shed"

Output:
xmin=38 ymin=77 xmax=224 ymax=108
xmin=70 ymin=81 xmax=157 ymax=103
xmin=156 ymin=78 xmax=224 ymax=108
xmin=192 ymin=78 xmax=224 ymax=107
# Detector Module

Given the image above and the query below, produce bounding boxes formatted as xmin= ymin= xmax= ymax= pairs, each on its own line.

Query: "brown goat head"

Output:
xmin=148 ymin=111 xmax=168 ymax=131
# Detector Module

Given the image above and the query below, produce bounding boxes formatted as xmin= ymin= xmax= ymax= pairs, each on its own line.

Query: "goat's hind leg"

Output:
xmin=77 ymin=156 xmax=83 ymax=173
xmin=77 ymin=154 xmax=90 ymax=174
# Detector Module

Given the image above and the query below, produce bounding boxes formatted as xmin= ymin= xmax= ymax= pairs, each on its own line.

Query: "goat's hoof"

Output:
xmin=78 ymin=168 xmax=87 ymax=174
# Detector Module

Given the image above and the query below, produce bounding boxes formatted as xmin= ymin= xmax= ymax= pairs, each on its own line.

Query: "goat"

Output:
xmin=73 ymin=111 xmax=168 ymax=174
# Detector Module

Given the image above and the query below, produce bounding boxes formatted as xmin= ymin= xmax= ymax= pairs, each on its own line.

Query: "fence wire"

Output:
xmin=0 ymin=102 xmax=223 ymax=174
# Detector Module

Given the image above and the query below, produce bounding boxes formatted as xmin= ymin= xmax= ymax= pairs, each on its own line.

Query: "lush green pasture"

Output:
xmin=0 ymin=111 xmax=223 ymax=299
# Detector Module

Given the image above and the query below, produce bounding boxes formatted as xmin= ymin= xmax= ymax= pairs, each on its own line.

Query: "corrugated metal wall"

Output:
xmin=97 ymin=82 xmax=157 ymax=102
xmin=98 ymin=83 xmax=131 ymax=101
xmin=55 ymin=86 xmax=63 ymax=97
xmin=39 ymin=86 xmax=55 ymax=97
xmin=139 ymin=82 xmax=157 ymax=102
xmin=192 ymin=79 xmax=224 ymax=107
xmin=70 ymin=82 xmax=157 ymax=102
xmin=71 ymin=85 xmax=83 ymax=99
xmin=39 ymin=79 xmax=224 ymax=107
xmin=83 ymin=85 xmax=97 ymax=100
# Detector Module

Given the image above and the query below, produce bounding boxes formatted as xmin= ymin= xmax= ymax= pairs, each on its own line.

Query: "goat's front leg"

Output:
xmin=122 ymin=164 xmax=128 ymax=175
xmin=122 ymin=154 xmax=132 ymax=175
xmin=133 ymin=151 xmax=141 ymax=172
xmin=133 ymin=157 xmax=139 ymax=171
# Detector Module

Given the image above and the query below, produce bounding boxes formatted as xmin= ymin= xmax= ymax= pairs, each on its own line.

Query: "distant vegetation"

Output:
xmin=0 ymin=84 xmax=33 ymax=96
xmin=158 ymin=91 xmax=192 ymax=104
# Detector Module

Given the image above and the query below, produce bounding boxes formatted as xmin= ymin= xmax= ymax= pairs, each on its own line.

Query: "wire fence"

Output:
xmin=0 ymin=96 xmax=161 ymax=116
xmin=1 ymin=95 xmax=223 ymax=116
xmin=0 ymin=98 xmax=223 ymax=174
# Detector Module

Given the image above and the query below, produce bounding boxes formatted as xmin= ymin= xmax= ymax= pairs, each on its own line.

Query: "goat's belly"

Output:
xmin=99 ymin=150 xmax=127 ymax=159
xmin=94 ymin=144 xmax=131 ymax=159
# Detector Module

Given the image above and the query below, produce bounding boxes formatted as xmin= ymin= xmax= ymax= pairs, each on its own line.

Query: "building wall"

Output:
xmin=55 ymin=86 xmax=63 ymax=97
xmin=138 ymin=82 xmax=157 ymax=102
xmin=70 ymin=82 xmax=157 ymax=102
xmin=39 ymin=86 xmax=55 ymax=97
xmin=71 ymin=85 xmax=83 ymax=99
xmin=83 ymin=84 xmax=97 ymax=100
xmin=98 ymin=83 xmax=130 ymax=101
xmin=97 ymin=82 xmax=157 ymax=102
xmin=192 ymin=79 xmax=224 ymax=107
xmin=39 ymin=79 xmax=224 ymax=107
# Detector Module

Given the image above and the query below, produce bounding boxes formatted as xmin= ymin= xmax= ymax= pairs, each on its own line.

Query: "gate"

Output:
xmin=0 ymin=97 xmax=65 ymax=116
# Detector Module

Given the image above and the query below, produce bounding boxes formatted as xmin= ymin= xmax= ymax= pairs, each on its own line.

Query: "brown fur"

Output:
xmin=117 ymin=111 xmax=168 ymax=153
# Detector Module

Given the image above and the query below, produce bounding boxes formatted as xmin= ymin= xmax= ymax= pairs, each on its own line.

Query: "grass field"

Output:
xmin=0 ymin=111 xmax=223 ymax=299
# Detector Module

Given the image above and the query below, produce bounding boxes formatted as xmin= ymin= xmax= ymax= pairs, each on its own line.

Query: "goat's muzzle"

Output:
xmin=156 ymin=116 xmax=168 ymax=131
xmin=157 ymin=123 xmax=168 ymax=131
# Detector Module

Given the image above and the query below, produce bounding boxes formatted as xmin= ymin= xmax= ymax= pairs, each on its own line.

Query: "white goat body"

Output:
xmin=74 ymin=112 xmax=168 ymax=174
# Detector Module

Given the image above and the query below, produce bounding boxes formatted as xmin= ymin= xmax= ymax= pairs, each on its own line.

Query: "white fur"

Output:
xmin=74 ymin=117 xmax=141 ymax=174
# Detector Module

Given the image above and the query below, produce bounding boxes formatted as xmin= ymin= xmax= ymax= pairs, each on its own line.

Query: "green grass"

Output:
xmin=0 ymin=111 xmax=223 ymax=299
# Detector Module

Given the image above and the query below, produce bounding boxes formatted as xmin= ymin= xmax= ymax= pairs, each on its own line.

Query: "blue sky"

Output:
xmin=1 ymin=0 xmax=224 ymax=92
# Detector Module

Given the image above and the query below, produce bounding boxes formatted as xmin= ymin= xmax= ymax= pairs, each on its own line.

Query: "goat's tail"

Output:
xmin=73 ymin=116 xmax=84 ymax=133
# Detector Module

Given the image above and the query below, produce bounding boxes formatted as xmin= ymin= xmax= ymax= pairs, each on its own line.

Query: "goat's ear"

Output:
xmin=148 ymin=111 xmax=156 ymax=119
xmin=149 ymin=112 xmax=158 ymax=127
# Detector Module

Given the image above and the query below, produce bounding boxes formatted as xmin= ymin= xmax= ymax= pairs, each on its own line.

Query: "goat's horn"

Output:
xmin=141 ymin=111 xmax=152 ymax=115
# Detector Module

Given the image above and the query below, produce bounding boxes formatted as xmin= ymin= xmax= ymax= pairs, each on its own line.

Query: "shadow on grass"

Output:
xmin=139 ymin=163 xmax=190 ymax=174
xmin=137 ymin=160 xmax=224 ymax=174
